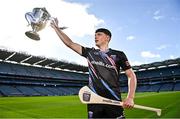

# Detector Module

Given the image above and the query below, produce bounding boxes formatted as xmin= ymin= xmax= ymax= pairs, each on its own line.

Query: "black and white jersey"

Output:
xmin=81 ymin=47 xmax=131 ymax=101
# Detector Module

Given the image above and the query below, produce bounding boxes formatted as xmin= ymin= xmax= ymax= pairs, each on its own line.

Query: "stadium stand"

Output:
xmin=120 ymin=60 xmax=180 ymax=93
xmin=0 ymin=49 xmax=179 ymax=96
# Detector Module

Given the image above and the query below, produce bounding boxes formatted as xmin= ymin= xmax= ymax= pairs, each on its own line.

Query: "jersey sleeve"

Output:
xmin=119 ymin=51 xmax=131 ymax=71
xmin=81 ymin=46 xmax=91 ymax=58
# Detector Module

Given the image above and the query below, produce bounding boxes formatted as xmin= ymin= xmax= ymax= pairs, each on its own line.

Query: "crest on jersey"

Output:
xmin=110 ymin=55 xmax=117 ymax=61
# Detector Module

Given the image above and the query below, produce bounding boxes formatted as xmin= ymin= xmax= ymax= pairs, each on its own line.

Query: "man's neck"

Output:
xmin=99 ymin=46 xmax=109 ymax=52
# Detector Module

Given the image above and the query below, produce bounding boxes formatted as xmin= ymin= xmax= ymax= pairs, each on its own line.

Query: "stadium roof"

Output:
xmin=0 ymin=49 xmax=88 ymax=72
xmin=132 ymin=58 xmax=180 ymax=71
xmin=0 ymin=48 xmax=179 ymax=72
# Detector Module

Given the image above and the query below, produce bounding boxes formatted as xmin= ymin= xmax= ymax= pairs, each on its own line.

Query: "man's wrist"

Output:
xmin=127 ymin=96 xmax=134 ymax=99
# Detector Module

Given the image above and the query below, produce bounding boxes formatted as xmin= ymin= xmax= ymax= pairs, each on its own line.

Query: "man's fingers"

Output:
xmin=123 ymin=102 xmax=134 ymax=109
xmin=50 ymin=19 xmax=58 ymax=28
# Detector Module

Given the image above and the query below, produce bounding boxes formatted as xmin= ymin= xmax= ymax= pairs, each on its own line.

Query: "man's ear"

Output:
xmin=106 ymin=35 xmax=111 ymax=42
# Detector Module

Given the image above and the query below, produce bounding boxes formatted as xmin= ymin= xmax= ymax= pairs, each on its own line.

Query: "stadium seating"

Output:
xmin=0 ymin=85 xmax=23 ymax=96
xmin=0 ymin=61 xmax=88 ymax=96
xmin=174 ymin=82 xmax=180 ymax=91
xmin=159 ymin=83 xmax=174 ymax=91
xmin=146 ymin=84 xmax=161 ymax=92
xmin=0 ymin=50 xmax=179 ymax=96
xmin=120 ymin=65 xmax=180 ymax=93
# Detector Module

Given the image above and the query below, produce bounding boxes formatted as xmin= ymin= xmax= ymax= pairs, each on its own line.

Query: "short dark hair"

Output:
xmin=95 ymin=28 xmax=112 ymax=38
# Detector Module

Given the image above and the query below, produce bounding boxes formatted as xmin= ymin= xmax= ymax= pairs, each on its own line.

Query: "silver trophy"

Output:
xmin=25 ymin=7 xmax=67 ymax=40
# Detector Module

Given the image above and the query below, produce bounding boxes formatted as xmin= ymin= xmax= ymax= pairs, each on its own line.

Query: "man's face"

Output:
xmin=95 ymin=32 xmax=110 ymax=47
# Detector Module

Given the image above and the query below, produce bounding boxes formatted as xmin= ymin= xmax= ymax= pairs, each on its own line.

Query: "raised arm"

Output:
xmin=50 ymin=18 xmax=82 ymax=55
xmin=123 ymin=68 xmax=137 ymax=108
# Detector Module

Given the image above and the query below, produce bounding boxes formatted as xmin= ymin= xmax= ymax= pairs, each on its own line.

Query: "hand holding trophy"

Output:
xmin=25 ymin=7 xmax=67 ymax=40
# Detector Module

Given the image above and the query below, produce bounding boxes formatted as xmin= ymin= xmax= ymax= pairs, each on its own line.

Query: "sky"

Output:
xmin=0 ymin=0 xmax=179 ymax=67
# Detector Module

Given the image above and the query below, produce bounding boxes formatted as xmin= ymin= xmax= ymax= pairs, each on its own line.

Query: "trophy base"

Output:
xmin=25 ymin=31 xmax=40 ymax=40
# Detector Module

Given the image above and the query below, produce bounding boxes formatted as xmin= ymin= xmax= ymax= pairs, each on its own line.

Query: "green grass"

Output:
xmin=123 ymin=91 xmax=180 ymax=118
xmin=0 ymin=91 xmax=180 ymax=118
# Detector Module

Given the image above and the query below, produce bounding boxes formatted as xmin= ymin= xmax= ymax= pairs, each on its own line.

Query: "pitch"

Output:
xmin=0 ymin=91 xmax=179 ymax=118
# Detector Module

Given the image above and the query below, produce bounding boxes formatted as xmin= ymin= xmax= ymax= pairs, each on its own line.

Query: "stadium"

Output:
xmin=0 ymin=48 xmax=179 ymax=118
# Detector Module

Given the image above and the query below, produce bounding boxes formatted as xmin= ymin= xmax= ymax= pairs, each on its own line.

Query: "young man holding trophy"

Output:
xmin=50 ymin=17 xmax=137 ymax=119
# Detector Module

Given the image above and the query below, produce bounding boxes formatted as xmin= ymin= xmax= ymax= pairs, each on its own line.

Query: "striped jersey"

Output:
xmin=81 ymin=47 xmax=131 ymax=101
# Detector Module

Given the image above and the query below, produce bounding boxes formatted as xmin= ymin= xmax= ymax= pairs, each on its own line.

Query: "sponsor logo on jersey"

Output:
xmin=91 ymin=61 xmax=114 ymax=69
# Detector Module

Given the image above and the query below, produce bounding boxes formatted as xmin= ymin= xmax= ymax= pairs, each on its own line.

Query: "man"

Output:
xmin=50 ymin=18 xmax=137 ymax=118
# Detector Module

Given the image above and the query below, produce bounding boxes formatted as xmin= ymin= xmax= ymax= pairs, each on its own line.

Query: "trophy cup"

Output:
xmin=25 ymin=7 xmax=67 ymax=40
